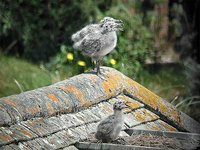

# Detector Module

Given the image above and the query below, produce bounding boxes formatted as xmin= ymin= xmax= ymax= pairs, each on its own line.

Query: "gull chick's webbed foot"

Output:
xmin=71 ymin=17 xmax=123 ymax=75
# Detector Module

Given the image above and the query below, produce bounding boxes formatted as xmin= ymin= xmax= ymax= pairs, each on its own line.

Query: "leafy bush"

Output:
xmin=1 ymin=0 xmax=163 ymax=78
xmin=48 ymin=1 xmax=159 ymax=78
xmin=0 ymin=0 xmax=95 ymax=61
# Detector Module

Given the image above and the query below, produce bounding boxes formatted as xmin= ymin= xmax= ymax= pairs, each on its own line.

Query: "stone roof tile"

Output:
xmin=0 ymin=67 xmax=199 ymax=149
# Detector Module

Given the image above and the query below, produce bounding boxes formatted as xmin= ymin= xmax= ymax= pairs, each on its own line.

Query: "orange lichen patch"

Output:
xmin=118 ymin=95 xmax=144 ymax=109
xmin=48 ymin=94 xmax=59 ymax=103
xmin=60 ymin=85 xmax=91 ymax=107
xmin=169 ymin=107 xmax=181 ymax=123
xmin=3 ymin=99 xmax=17 ymax=107
xmin=102 ymin=82 xmax=113 ymax=97
xmin=148 ymin=124 xmax=161 ymax=131
xmin=126 ymin=101 xmax=142 ymax=109
xmin=134 ymin=109 xmax=159 ymax=123
xmin=102 ymin=71 xmax=123 ymax=97
xmin=125 ymin=78 xmax=161 ymax=110
xmin=123 ymin=100 xmax=143 ymax=113
xmin=134 ymin=114 xmax=146 ymax=123
xmin=20 ymin=129 xmax=33 ymax=138
xmin=87 ymin=75 xmax=98 ymax=82
xmin=158 ymin=120 xmax=177 ymax=132
xmin=46 ymin=103 xmax=56 ymax=116
xmin=0 ymin=134 xmax=13 ymax=142
xmin=28 ymin=106 xmax=40 ymax=115
xmin=123 ymin=108 xmax=132 ymax=113
xmin=158 ymin=101 xmax=168 ymax=113
xmin=157 ymin=100 xmax=181 ymax=125
xmin=125 ymin=77 xmax=182 ymax=125
xmin=25 ymin=118 xmax=45 ymax=129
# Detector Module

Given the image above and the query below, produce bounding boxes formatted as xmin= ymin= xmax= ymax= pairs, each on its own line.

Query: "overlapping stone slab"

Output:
xmin=0 ymin=67 xmax=199 ymax=149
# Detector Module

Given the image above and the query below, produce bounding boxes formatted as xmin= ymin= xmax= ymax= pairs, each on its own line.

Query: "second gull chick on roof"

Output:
xmin=95 ymin=100 xmax=128 ymax=143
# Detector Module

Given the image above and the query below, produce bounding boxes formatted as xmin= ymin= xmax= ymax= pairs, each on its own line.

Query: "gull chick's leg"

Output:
xmin=96 ymin=59 xmax=101 ymax=75
xmin=89 ymin=59 xmax=97 ymax=74
xmin=92 ymin=59 xmax=96 ymax=71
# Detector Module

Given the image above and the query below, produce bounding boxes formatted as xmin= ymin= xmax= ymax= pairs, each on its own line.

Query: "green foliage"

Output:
xmin=0 ymin=0 xmax=159 ymax=77
xmin=0 ymin=0 xmax=95 ymax=61
xmin=0 ymin=54 xmax=51 ymax=97
xmin=49 ymin=1 xmax=158 ymax=78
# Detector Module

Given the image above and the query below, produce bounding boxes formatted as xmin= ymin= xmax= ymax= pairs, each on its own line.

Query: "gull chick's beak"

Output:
xmin=114 ymin=19 xmax=124 ymax=31
xmin=114 ymin=19 xmax=123 ymax=24
xmin=120 ymin=101 xmax=131 ymax=109
xmin=124 ymin=101 xmax=133 ymax=108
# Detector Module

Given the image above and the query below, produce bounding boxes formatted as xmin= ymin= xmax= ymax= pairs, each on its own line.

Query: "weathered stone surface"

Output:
xmin=179 ymin=111 xmax=200 ymax=133
xmin=23 ymin=137 xmax=55 ymax=149
xmin=63 ymin=145 xmax=79 ymax=150
xmin=119 ymin=131 xmax=129 ymax=137
xmin=116 ymin=94 xmax=144 ymax=110
xmin=2 ymin=144 xmax=22 ymax=150
xmin=21 ymin=117 xmax=58 ymax=137
xmin=9 ymin=124 xmax=37 ymax=142
xmin=124 ymin=108 xmax=159 ymax=128
xmin=0 ymin=127 xmax=15 ymax=146
xmin=0 ymin=67 xmax=200 ymax=149
xmin=90 ymin=101 xmax=113 ymax=119
xmin=74 ymin=109 xmax=100 ymax=124
xmin=132 ymin=119 xmax=177 ymax=132
xmin=0 ymin=104 xmax=12 ymax=126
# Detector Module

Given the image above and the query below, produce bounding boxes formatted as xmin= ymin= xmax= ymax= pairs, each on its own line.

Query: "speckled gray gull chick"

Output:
xmin=71 ymin=17 xmax=123 ymax=75
xmin=95 ymin=100 xmax=128 ymax=143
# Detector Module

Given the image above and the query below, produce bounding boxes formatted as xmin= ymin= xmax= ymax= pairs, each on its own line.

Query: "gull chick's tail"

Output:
xmin=72 ymin=40 xmax=82 ymax=50
xmin=71 ymin=32 xmax=79 ymax=42
xmin=71 ymin=27 xmax=88 ymax=42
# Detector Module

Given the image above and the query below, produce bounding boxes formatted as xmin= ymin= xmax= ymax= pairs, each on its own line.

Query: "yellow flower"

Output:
xmin=109 ymin=58 xmax=117 ymax=65
xmin=66 ymin=53 xmax=74 ymax=61
xmin=77 ymin=60 xmax=86 ymax=66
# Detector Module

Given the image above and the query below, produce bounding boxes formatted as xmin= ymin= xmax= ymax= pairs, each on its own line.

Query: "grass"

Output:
xmin=136 ymin=64 xmax=187 ymax=101
xmin=0 ymin=54 xmax=52 ymax=97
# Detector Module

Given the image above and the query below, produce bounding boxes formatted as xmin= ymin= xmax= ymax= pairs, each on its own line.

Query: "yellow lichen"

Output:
xmin=126 ymin=101 xmax=142 ymax=109
xmin=29 ymin=106 xmax=40 ymax=115
xmin=134 ymin=109 xmax=159 ymax=123
xmin=60 ymin=85 xmax=91 ymax=107
xmin=159 ymin=121 xmax=177 ymax=131
xmin=46 ymin=103 xmax=56 ymax=115
xmin=125 ymin=77 xmax=161 ymax=110
xmin=102 ymin=71 xmax=123 ymax=97
xmin=4 ymin=99 xmax=17 ymax=107
xmin=48 ymin=94 xmax=59 ymax=103
xmin=149 ymin=124 xmax=160 ymax=131
xmin=0 ymin=134 xmax=13 ymax=142
xmin=124 ymin=77 xmax=182 ymax=126
xmin=20 ymin=129 xmax=33 ymax=137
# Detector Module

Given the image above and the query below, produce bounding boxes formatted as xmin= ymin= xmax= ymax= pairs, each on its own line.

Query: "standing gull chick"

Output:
xmin=95 ymin=100 xmax=128 ymax=143
xmin=71 ymin=17 xmax=123 ymax=75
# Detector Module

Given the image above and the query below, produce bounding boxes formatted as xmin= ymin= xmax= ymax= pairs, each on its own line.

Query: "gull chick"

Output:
xmin=95 ymin=100 xmax=128 ymax=143
xmin=71 ymin=17 xmax=123 ymax=75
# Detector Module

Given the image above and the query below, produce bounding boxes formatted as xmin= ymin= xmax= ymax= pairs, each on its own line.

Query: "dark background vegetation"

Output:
xmin=0 ymin=0 xmax=199 ymax=122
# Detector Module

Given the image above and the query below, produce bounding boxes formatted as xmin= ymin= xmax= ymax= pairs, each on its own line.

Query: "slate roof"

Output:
xmin=0 ymin=67 xmax=199 ymax=149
